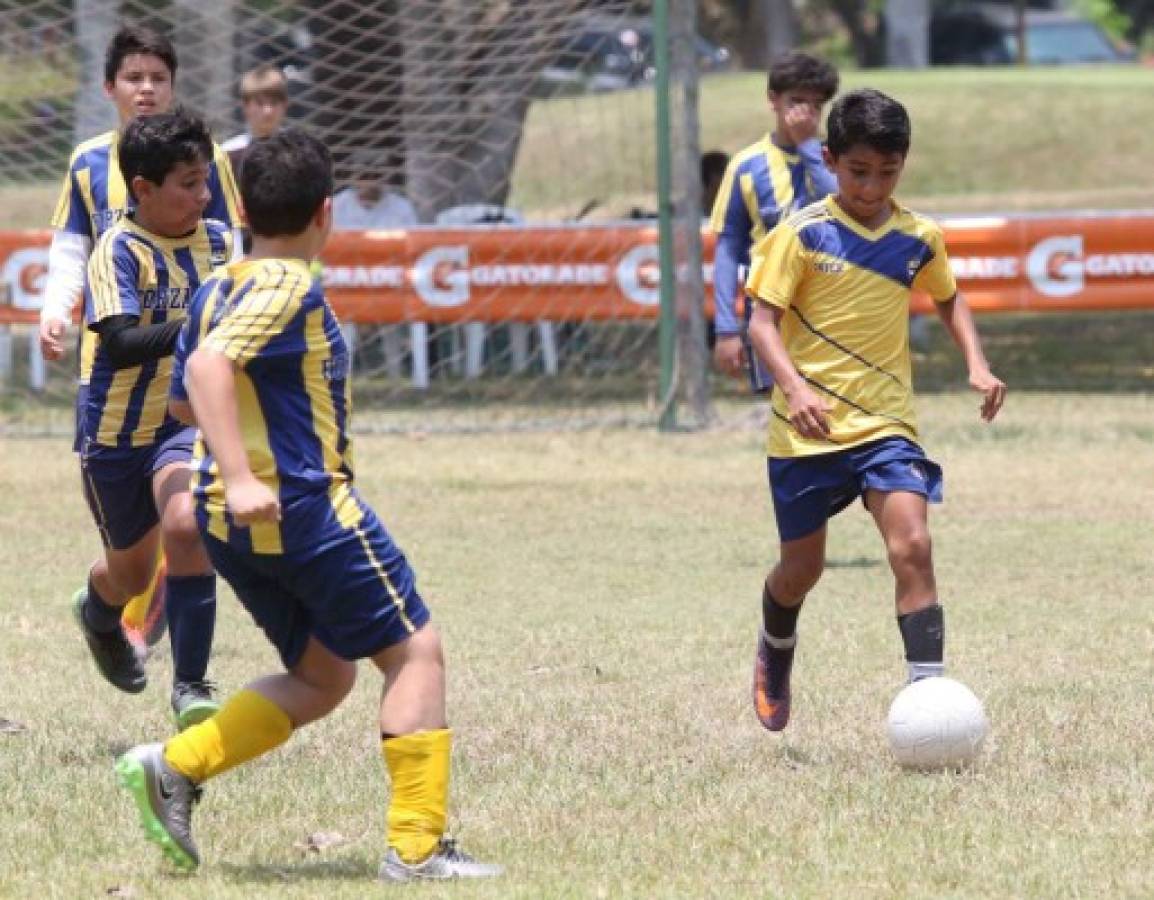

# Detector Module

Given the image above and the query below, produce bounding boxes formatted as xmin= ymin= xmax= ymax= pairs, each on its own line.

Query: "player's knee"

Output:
xmin=775 ymin=556 xmax=824 ymax=598
xmin=109 ymin=564 xmax=154 ymax=598
xmin=305 ymin=658 xmax=358 ymax=706
xmin=330 ymin=661 xmax=358 ymax=702
xmin=160 ymin=495 xmax=201 ymax=553
xmin=887 ymin=527 xmax=933 ymax=574
xmin=373 ymin=623 xmax=444 ymax=680
xmin=406 ymin=623 xmax=445 ymax=668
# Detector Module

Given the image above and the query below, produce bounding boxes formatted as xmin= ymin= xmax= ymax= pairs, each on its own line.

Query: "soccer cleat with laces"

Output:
xmin=752 ymin=628 xmax=795 ymax=732
xmin=378 ymin=838 xmax=503 ymax=882
xmin=115 ymin=743 xmax=202 ymax=871
xmin=171 ymin=680 xmax=220 ymax=731
xmin=72 ymin=589 xmax=147 ymax=694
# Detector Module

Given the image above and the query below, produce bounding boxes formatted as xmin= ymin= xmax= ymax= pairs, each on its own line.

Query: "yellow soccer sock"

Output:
xmin=121 ymin=548 xmax=165 ymax=630
xmin=383 ymin=728 xmax=452 ymax=864
xmin=164 ymin=689 xmax=293 ymax=783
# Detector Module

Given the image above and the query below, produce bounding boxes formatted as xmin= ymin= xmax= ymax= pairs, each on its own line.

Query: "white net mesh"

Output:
xmin=0 ymin=0 xmax=698 ymax=433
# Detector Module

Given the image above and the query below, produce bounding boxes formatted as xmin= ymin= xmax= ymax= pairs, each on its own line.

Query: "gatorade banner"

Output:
xmin=4 ymin=212 xmax=1154 ymax=325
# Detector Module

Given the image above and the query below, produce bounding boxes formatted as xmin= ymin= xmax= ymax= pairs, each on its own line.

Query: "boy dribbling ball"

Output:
xmin=744 ymin=88 xmax=1006 ymax=732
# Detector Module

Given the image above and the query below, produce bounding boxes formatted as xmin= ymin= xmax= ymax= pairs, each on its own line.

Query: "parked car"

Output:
xmin=931 ymin=6 xmax=1133 ymax=65
xmin=534 ymin=19 xmax=732 ymax=98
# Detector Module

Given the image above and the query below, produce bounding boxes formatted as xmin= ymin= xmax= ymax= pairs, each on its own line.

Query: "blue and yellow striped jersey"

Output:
xmin=79 ymin=216 xmax=233 ymax=448
xmin=746 ymin=196 xmax=957 ymax=458
xmin=174 ymin=258 xmax=359 ymax=555
xmin=710 ymin=135 xmax=836 ymax=255
xmin=51 ymin=130 xmax=242 ymax=242
xmin=708 ymin=135 xmax=837 ymax=334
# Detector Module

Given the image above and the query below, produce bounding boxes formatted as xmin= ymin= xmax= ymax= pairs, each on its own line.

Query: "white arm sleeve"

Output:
xmin=40 ymin=231 xmax=92 ymax=324
xmin=230 ymin=226 xmax=245 ymax=262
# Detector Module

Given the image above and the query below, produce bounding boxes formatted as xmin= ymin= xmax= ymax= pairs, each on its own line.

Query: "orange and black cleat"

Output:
xmin=752 ymin=629 xmax=795 ymax=732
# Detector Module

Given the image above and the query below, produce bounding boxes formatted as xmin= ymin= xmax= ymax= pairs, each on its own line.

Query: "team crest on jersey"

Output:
xmin=210 ymin=248 xmax=228 ymax=266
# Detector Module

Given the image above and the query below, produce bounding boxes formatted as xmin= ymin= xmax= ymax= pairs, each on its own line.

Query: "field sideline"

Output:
xmin=1 ymin=391 xmax=1151 ymax=897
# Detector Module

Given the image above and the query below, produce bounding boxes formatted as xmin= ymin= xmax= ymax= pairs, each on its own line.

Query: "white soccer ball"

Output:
xmin=886 ymin=676 xmax=989 ymax=771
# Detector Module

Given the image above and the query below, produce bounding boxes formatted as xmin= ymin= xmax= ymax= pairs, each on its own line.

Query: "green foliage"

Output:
xmin=1071 ymin=0 xmax=1133 ymax=40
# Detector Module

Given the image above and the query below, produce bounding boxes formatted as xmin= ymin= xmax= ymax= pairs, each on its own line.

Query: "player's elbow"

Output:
xmin=169 ymin=398 xmax=196 ymax=427
xmin=100 ymin=329 xmax=138 ymax=370
xmin=185 ymin=347 xmax=230 ymax=398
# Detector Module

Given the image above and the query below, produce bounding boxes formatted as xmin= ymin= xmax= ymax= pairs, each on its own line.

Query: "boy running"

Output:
xmin=73 ymin=110 xmax=230 ymax=727
xmin=745 ymin=89 xmax=1006 ymax=731
xmin=115 ymin=129 xmax=502 ymax=883
xmin=42 ymin=24 xmax=241 ymax=654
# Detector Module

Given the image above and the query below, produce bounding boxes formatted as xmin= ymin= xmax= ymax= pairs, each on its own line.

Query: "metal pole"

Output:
xmin=653 ymin=0 xmax=678 ymax=431
xmin=669 ymin=0 xmax=712 ymax=428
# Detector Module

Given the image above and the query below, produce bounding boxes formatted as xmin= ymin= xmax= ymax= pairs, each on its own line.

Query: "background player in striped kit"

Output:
xmin=72 ymin=110 xmax=231 ymax=729
xmin=709 ymin=51 xmax=839 ymax=392
xmin=39 ymin=24 xmax=241 ymax=658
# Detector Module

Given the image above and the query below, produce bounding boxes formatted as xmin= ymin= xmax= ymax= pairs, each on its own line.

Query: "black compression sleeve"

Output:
xmin=93 ymin=314 xmax=185 ymax=369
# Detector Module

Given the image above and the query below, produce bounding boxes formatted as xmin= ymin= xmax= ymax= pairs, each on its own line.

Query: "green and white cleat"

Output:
xmin=171 ymin=680 xmax=220 ymax=731
xmin=378 ymin=838 xmax=503 ymax=882
xmin=115 ymin=743 xmax=201 ymax=871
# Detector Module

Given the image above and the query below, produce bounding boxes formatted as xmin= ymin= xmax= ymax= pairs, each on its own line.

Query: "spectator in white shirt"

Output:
xmin=332 ymin=150 xmax=419 ymax=231
xmin=332 ymin=150 xmax=421 ymax=381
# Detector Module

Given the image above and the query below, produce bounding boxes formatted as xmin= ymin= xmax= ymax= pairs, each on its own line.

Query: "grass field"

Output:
xmin=514 ymin=66 xmax=1154 ymax=218
xmin=1 ymin=391 xmax=1152 ymax=897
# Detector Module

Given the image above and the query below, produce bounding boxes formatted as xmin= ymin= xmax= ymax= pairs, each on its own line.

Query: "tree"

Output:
xmin=398 ymin=1 xmax=586 ymax=220
xmin=820 ymin=0 xmax=886 ymax=67
xmin=728 ymin=0 xmax=800 ymax=69
xmin=303 ymin=0 xmax=620 ymax=220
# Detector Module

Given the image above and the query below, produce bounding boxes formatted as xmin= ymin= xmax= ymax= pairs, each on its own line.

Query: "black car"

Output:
xmin=931 ymin=6 xmax=1132 ymax=65
xmin=534 ymin=19 xmax=732 ymax=98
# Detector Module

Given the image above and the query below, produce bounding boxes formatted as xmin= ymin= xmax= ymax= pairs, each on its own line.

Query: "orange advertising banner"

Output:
xmin=3 ymin=212 xmax=1154 ymax=325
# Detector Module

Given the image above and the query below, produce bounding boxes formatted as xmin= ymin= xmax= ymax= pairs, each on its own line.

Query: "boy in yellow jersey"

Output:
xmin=115 ymin=130 xmax=502 ymax=882
xmin=744 ymin=89 xmax=1007 ymax=732
xmin=73 ymin=111 xmax=231 ymax=729
xmin=40 ymin=25 xmax=243 ymax=649
xmin=710 ymin=50 xmax=839 ymax=390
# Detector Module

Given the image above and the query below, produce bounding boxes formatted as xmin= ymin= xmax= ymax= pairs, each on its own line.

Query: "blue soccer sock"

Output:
xmin=167 ymin=574 xmax=217 ymax=684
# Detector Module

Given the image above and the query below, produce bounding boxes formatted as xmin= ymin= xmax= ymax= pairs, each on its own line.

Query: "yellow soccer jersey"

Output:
xmin=177 ymin=258 xmax=361 ymax=555
xmin=79 ymin=216 xmax=233 ymax=447
xmin=51 ymin=130 xmax=242 ymax=241
xmin=746 ymin=196 xmax=957 ymax=458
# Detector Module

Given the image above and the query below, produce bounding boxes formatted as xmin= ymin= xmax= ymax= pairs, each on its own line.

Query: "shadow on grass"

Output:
xmin=219 ymin=857 xmax=379 ymax=884
xmin=825 ymin=556 xmax=882 ymax=570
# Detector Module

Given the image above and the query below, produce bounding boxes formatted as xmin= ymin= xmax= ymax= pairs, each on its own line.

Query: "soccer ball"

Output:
xmin=886 ymin=677 xmax=989 ymax=771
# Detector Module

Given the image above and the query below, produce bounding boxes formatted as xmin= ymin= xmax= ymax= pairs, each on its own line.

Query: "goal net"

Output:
xmin=0 ymin=0 xmax=709 ymax=434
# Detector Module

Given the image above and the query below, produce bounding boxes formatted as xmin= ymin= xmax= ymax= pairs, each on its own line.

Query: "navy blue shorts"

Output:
xmin=202 ymin=506 xmax=431 ymax=669
xmin=79 ymin=427 xmax=196 ymax=550
xmin=767 ymin=436 xmax=943 ymax=542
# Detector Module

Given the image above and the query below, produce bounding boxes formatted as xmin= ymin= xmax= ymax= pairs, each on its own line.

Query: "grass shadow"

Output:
xmin=825 ymin=556 xmax=881 ymax=570
xmin=219 ymin=857 xmax=379 ymax=884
